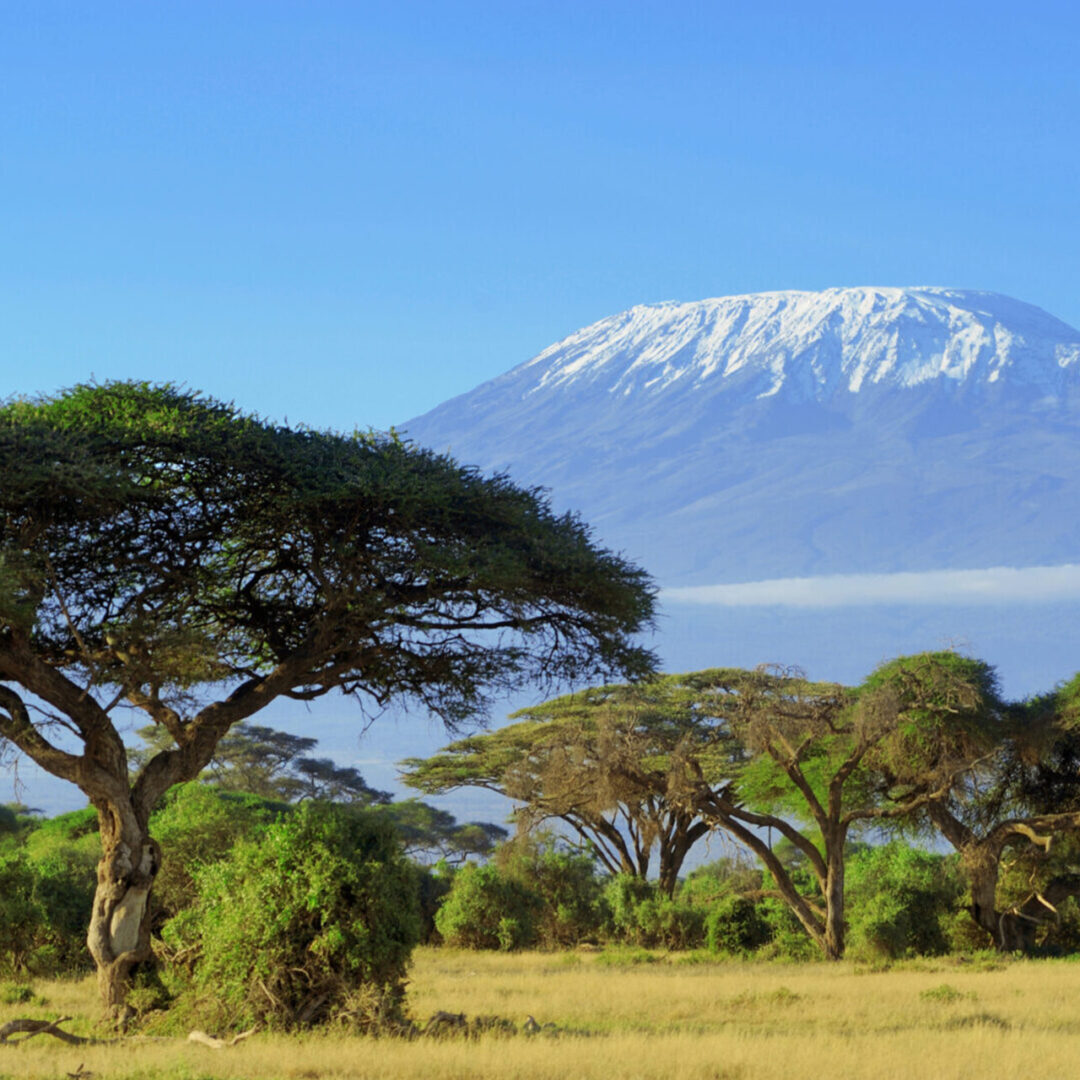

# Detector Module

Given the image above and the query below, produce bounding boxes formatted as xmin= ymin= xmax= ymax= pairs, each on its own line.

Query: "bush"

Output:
xmin=434 ymin=863 xmax=543 ymax=950
xmin=496 ymin=836 xmax=607 ymax=946
xmin=846 ymin=842 xmax=964 ymax=960
xmin=603 ymin=874 xmax=655 ymax=941
xmin=680 ymin=858 xmax=762 ymax=910
xmin=0 ymin=849 xmax=94 ymax=978
xmin=161 ymin=802 xmax=420 ymax=1030
xmin=0 ymin=854 xmax=45 ymax=975
xmin=736 ymin=897 xmax=818 ymax=962
xmin=603 ymin=875 xmax=704 ymax=949
xmin=705 ymin=895 xmax=771 ymax=955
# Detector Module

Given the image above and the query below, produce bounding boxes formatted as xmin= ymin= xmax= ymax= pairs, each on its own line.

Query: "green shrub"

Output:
xmin=603 ymin=874 xmax=655 ymax=941
xmin=0 ymin=854 xmax=46 ymax=975
xmin=602 ymin=875 xmax=704 ymax=949
xmin=846 ymin=843 xmax=964 ymax=960
xmin=148 ymin=782 xmax=287 ymax=922
xmin=754 ymin=898 xmax=819 ymax=961
xmin=434 ymin=864 xmax=542 ymax=950
xmin=705 ymin=895 xmax=772 ymax=955
xmin=161 ymin=802 xmax=420 ymax=1030
xmin=680 ymin=858 xmax=762 ymax=910
xmin=496 ymin=836 xmax=607 ymax=946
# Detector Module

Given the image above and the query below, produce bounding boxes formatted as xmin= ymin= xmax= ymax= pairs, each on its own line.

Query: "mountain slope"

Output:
xmin=404 ymin=288 xmax=1080 ymax=586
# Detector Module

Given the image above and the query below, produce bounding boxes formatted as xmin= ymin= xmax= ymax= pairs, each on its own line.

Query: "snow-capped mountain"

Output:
xmin=518 ymin=287 xmax=1080 ymax=399
xmin=404 ymin=288 xmax=1080 ymax=587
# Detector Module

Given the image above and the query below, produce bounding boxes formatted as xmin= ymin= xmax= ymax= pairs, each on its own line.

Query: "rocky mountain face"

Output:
xmin=404 ymin=288 xmax=1080 ymax=587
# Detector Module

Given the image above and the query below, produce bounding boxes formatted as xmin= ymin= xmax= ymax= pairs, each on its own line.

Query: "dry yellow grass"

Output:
xmin=3 ymin=948 xmax=1080 ymax=1079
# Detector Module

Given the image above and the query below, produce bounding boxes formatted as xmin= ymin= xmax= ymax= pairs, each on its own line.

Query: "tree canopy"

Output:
xmin=0 ymin=381 xmax=656 ymax=1016
xmin=401 ymin=674 xmax=736 ymax=896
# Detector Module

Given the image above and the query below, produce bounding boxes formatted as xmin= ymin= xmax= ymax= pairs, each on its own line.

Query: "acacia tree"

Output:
xmin=0 ymin=382 xmax=655 ymax=1018
xmin=130 ymin=721 xmax=389 ymax=804
xmin=402 ymin=676 xmax=734 ymax=896
xmin=907 ymin=675 xmax=1080 ymax=951
xmin=672 ymin=656 xmax=1000 ymax=960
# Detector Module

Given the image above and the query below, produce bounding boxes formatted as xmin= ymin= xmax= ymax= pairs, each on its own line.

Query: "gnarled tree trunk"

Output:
xmin=86 ymin=796 xmax=161 ymax=1023
xmin=930 ymin=802 xmax=1080 ymax=953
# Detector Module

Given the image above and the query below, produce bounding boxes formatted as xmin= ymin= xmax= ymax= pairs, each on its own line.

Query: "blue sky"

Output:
xmin=4 ymin=1 xmax=1080 ymax=813
xmin=3 ymin=1 xmax=1078 ymax=433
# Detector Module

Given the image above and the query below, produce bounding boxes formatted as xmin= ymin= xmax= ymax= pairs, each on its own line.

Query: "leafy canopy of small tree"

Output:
xmin=401 ymin=674 xmax=735 ymax=896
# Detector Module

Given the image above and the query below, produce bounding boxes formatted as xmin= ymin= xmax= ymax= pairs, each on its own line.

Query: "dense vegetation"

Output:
xmin=5 ymin=646 xmax=1080 ymax=1037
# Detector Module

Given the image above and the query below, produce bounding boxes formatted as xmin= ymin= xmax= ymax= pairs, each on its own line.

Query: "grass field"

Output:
xmin=3 ymin=948 xmax=1080 ymax=1079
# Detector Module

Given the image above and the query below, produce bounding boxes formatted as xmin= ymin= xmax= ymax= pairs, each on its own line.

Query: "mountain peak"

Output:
xmin=519 ymin=287 xmax=1080 ymax=403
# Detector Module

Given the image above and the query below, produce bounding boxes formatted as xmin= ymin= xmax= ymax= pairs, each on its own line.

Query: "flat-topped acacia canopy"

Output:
xmin=0 ymin=381 xmax=656 ymax=1017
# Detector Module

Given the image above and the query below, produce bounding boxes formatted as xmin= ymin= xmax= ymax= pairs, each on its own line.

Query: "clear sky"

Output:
xmin=3 ymin=1 xmax=1079 ymax=434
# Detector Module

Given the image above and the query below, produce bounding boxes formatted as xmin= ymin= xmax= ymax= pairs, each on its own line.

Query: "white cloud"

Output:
xmin=662 ymin=564 xmax=1080 ymax=608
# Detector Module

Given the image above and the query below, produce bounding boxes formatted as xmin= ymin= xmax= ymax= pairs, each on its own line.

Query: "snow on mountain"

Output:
xmin=404 ymin=288 xmax=1080 ymax=588
xmin=499 ymin=287 xmax=1080 ymax=400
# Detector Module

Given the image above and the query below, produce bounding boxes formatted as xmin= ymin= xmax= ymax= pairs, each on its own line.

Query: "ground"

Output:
xmin=3 ymin=948 xmax=1080 ymax=1078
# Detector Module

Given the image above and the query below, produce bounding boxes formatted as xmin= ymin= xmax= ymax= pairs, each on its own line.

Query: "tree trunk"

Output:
xmin=85 ymin=797 xmax=160 ymax=1024
xmin=822 ymin=836 xmax=846 ymax=961
xmin=657 ymin=839 xmax=688 ymax=899
xmin=962 ymin=845 xmax=1009 ymax=948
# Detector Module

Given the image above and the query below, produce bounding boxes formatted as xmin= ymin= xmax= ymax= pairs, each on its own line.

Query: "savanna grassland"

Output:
xmin=4 ymin=948 xmax=1080 ymax=1080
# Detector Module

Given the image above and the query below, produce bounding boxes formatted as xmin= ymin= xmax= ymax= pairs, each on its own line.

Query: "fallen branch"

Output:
xmin=187 ymin=1028 xmax=258 ymax=1049
xmin=0 ymin=1017 xmax=92 ymax=1046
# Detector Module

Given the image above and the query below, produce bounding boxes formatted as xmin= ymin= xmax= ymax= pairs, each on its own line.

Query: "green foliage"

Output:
xmin=859 ymin=651 xmax=1003 ymax=787
xmin=602 ymin=875 xmax=705 ymax=949
xmin=679 ymin=858 xmax=762 ymax=908
xmin=0 ymin=809 xmax=98 ymax=976
xmin=495 ymin=834 xmax=608 ymax=947
xmin=148 ymin=782 xmax=289 ymax=921
xmin=0 ymin=982 xmax=38 ymax=1004
xmin=846 ymin=843 xmax=965 ymax=960
xmin=434 ymin=864 xmax=543 ymax=950
xmin=755 ymin=899 xmax=820 ymax=961
xmin=161 ymin=802 xmax=420 ymax=1030
xmin=0 ymin=854 xmax=45 ymax=975
xmin=705 ymin=896 xmax=772 ymax=955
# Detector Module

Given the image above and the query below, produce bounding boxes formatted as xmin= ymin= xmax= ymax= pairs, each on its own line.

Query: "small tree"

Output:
xmin=673 ymin=656 xmax=999 ymax=959
xmin=0 ymin=382 xmax=655 ymax=1017
xmin=402 ymin=678 xmax=730 ymax=896
xmin=909 ymin=674 xmax=1080 ymax=951
xmin=162 ymin=803 xmax=419 ymax=1030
